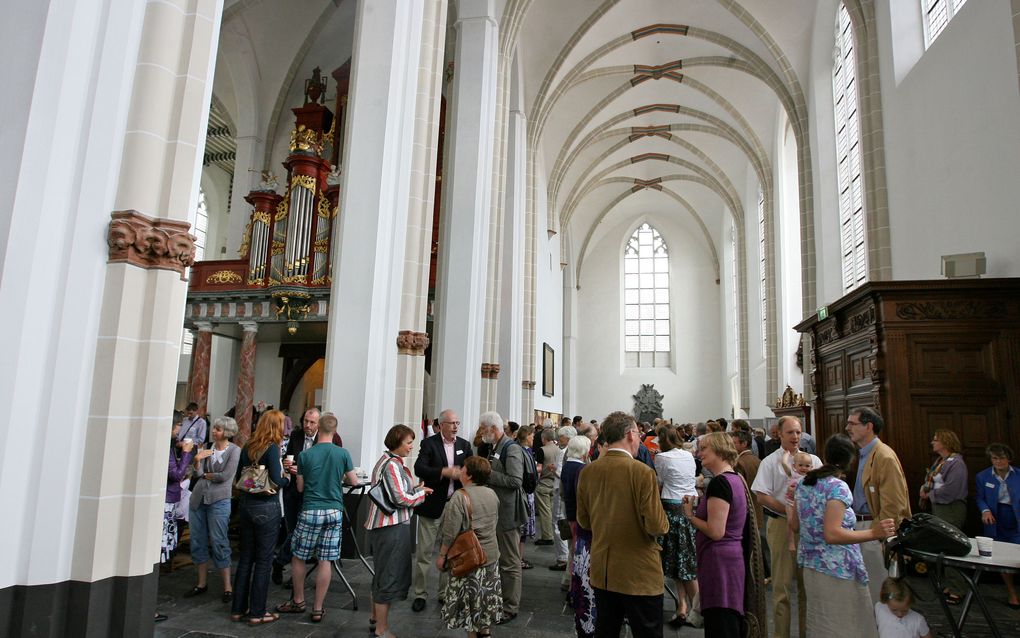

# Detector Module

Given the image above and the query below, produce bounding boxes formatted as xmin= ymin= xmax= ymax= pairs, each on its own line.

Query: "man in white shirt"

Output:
xmin=178 ymin=402 xmax=208 ymax=447
xmin=751 ymin=415 xmax=821 ymax=638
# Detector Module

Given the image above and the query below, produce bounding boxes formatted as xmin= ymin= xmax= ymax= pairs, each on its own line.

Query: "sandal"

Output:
xmin=311 ymin=608 xmax=325 ymax=623
xmin=248 ymin=612 xmax=279 ymax=626
xmin=521 ymin=560 xmax=533 ymax=569
xmin=229 ymin=613 xmax=244 ymax=622
xmin=944 ymin=591 xmax=963 ymax=605
xmin=369 ymin=617 xmax=377 ymax=630
xmin=275 ymin=599 xmax=307 ymax=613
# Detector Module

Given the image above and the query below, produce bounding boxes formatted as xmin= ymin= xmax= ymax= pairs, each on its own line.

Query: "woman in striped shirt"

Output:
xmin=366 ymin=424 xmax=432 ymax=638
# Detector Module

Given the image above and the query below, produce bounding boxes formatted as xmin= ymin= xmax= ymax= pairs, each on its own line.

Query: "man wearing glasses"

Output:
xmin=577 ymin=412 xmax=669 ymax=637
xmin=846 ymin=406 xmax=911 ymax=602
xmin=411 ymin=409 xmax=473 ymax=612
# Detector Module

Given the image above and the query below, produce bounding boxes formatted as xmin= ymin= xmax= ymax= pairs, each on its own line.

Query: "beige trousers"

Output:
xmin=767 ymin=514 xmax=806 ymax=638
xmin=857 ymin=521 xmax=887 ymax=603
xmin=411 ymin=514 xmax=449 ymax=600
xmin=496 ymin=527 xmax=522 ymax=615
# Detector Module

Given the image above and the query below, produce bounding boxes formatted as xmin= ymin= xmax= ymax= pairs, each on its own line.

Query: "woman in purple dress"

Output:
xmin=683 ymin=431 xmax=764 ymax=637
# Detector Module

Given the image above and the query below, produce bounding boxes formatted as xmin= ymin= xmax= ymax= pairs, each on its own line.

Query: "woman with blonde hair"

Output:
xmin=231 ymin=410 xmax=289 ymax=625
xmin=683 ymin=432 xmax=767 ymax=637
xmin=919 ymin=428 xmax=968 ymax=604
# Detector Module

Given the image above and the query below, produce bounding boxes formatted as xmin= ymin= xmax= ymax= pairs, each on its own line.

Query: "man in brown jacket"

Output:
xmin=577 ymin=411 xmax=669 ymax=638
xmin=847 ymin=406 xmax=911 ymax=602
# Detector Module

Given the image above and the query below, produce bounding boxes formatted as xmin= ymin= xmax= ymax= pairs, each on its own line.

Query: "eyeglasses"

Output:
xmin=442 ymin=420 xmax=461 ymax=426
xmin=846 ymin=419 xmax=864 ymax=427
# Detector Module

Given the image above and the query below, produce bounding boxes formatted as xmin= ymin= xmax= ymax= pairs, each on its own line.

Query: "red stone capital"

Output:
xmin=107 ymin=210 xmax=196 ymax=280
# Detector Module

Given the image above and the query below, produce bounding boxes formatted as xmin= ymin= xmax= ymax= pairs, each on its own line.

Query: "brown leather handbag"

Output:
xmin=444 ymin=489 xmax=487 ymax=577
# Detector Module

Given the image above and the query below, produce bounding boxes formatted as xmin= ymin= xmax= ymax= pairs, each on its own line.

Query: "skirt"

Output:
xmin=369 ymin=522 xmax=413 ymax=603
xmin=160 ymin=502 xmax=178 ymax=564
xmin=803 ymin=567 xmax=877 ymax=638
xmin=659 ymin=501 xmax=697 ymax=581
xmin=441 ymin=561 xmax=503 ymax=631
xmin=520 ymin=492 xmax=536 ymax=540
xmin=570 ymin=525 xmax=596 ymax=638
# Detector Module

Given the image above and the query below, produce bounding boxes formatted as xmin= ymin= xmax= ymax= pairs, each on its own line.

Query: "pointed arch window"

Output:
xmin=833 ymin=4 xmax=868 ymax=293
xmin=624 ymin=223 xmax=671 ymax=368
xmin=757 ymin=185 xmax=767 ymax=357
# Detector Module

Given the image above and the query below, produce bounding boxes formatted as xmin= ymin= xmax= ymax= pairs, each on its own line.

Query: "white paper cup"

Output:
xmin=975 ymin=536 xmax=993 ymax=557
xmin=183 ymin=438 xmax=193 ymax=445
xmin=285 ymin=455 xmax=295 ymax=463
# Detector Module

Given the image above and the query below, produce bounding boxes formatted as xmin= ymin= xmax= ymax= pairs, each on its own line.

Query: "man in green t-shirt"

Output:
xmin=277 ymin=412 xmax=358 ymax=621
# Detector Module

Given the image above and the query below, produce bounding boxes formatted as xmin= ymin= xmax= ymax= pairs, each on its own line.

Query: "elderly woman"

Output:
xmin=186 ymin=416 xmax=240 ymax=602
xmin=655 ymin=424 xmax=699 ymax=626
xmin=920 ymin=428 xmax=968 ymax=604
xmin=976 ymin=443 xmax=1020 ymax=608
xmin=366 ymin=424 xmax=432 ymax=638
xmin=562 ymin=434 xmax=594 ymax=638
xmin=435 ymin=455 xmax=502 ymax=637
xmin=516 ymin=426 xmax=538 ymax=569
xmin=682 ymin=432 xmax=766 ymax=637
xmin=789 ymin=434 xmax=895 ymax=638
xmin=232 ymin=410 xmax=289 ymax=625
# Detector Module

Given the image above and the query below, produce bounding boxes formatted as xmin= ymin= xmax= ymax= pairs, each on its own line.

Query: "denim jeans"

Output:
xmin=232 ymin=497 xmax=281 ymax=617
xmin=189 ymin=499 xmax=232 ymax=568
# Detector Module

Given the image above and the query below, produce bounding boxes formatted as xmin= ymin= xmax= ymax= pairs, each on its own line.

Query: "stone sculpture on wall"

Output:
xmin=633 ymin=384 xmax=664 ymax=424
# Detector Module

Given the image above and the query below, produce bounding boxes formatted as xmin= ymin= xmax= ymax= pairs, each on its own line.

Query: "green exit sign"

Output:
xmin=817 ymin=306 xmax=829 ymax=321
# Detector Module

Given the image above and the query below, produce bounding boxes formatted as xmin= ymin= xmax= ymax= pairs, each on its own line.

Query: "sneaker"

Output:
xmin=411 ymin=597 xmax=426 ymax=612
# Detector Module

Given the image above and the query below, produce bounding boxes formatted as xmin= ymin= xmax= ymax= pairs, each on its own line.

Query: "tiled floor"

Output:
xmin=155 ymin=530 xmax=1020 ymax=637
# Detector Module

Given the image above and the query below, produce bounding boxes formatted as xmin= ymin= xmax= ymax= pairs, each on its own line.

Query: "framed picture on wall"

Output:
xmin=542 ymin=343 xmax=554 ymax=397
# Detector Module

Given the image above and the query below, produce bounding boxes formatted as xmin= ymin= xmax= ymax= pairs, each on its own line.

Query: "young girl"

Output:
xmin=786 ymin=451 xmax=814 ymax=551
xmin=875 ymin=578 xmax=932 ymax=638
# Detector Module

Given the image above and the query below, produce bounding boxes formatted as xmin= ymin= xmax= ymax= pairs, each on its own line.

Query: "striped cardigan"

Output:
xmin=365 ymin=451 xmax=427 ymax=529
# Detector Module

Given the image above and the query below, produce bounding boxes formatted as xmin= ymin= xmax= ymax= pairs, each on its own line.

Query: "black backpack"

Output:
xmin=888 ymin=513 xmax=971 ymax=557
xmin=516 ymin=442 xmax=538 ymax=495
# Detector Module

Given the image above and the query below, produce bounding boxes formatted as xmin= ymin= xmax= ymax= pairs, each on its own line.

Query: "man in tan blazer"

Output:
xmin=847 ymin=406 xmax=911 ymax=602
xmin=577 ymin=411 xmax=669 ymax=638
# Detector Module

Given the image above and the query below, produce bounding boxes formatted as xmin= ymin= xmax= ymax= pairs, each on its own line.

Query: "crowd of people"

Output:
xmin=157 ymin=402 xmax=1020 ymax=637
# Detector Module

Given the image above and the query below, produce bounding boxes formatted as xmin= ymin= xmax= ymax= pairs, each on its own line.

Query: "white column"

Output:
xmin=323 ymin=0 xmax=427 ymax=467
xmin=561 ymin=230 xmax=578 ymax=418
xmin=496 ymin=104 xmax=526 ymax=423
xmin=432 ymin=0 xmax=499 ymax=430
xmin=225 ymin=132 xmax=264 ymax=256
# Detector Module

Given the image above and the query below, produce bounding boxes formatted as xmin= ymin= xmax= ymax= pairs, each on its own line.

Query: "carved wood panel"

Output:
xmin=822 ymin=356 xmax=844 ymax=396
xmin=847 ymin=348 xmax=872 ymax=390
xmin=909 ymin=336 xmax=997 ymax=389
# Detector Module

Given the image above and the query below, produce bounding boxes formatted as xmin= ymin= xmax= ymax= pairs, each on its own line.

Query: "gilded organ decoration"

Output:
xmin=206 ymin=270 xmax=243 ymax=285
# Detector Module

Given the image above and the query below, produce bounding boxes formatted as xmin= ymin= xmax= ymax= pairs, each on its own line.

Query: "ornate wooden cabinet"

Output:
xmin=795 ymin=279 xmax=1020 ymax=529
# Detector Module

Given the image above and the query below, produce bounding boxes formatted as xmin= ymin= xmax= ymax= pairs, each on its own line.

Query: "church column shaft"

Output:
xmin=433 ymin=0 xmax=499 ymax=430
xmin=188 ymin=322 xmax=214 ymax=415
xmin=234 ymin=322 xmax=258 ymax=443
xmin=323 ymin=0 xmax=429 ymax=466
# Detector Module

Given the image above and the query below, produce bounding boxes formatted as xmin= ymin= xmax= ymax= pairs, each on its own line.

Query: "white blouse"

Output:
xmin=655 ymin=448 xmax=698 ymax=501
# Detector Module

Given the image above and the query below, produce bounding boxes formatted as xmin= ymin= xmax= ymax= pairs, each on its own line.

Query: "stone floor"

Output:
xmin=155 ymin=530 xmax=1020 ymax=637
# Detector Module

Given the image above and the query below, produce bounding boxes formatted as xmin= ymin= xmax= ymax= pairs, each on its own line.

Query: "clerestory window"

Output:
xmin=624 ymin=223 xmax=671 ymax=368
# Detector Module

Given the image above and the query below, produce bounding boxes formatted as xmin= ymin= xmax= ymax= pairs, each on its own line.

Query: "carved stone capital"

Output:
xmin=481 ymin=363 xmax=501 ymax=379
xmin=397 ymin=330 xmax=430 ymax=356
xmin=107 ymin=210 xmax=196 ymax=280
xmin=193 ymin=321 xmax=214 ymax=333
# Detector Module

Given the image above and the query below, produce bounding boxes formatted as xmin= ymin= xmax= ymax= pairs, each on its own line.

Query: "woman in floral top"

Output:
xmin=790 ymin=434 xmax=895 ymax=638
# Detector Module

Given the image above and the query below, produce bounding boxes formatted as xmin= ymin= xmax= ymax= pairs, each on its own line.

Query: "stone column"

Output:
xmin=235 ymin=321 xmax=258 ymax=443
xmin=495 ymin=102 xmax=526 ymax=423
xmin=394 ymin=0 xmax=448 ymax=439
xmin=432 ymin=0 xmax=499 ymax=428
xmin=322 ymin=0 xmax=431 ymax=467
xmin=188 ymin=322 xmax=214 ymax=415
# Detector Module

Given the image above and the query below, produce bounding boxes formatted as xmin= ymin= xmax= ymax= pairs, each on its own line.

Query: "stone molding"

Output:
xmin=107 ymin=210 xmax=195 ymax=280
xmin=522 ymin=380 xmax=536 ymax=389
xmin=239 ymin=321 xmax=259 ymax=333
xmin=480 ymin=363 xmax=501 ymax=379
xmin=397 ymin=330 xmax=430 ymax=356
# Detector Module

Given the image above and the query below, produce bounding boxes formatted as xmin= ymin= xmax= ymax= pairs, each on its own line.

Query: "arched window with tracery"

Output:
xmin=624 ymin=222 xmax=671 ymax=368
xmin=833 ymin=3 xmax=868 ymax=293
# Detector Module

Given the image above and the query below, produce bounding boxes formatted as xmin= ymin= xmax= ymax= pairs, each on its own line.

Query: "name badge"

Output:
xmin=869 ymin=486 xmax=876 ymax=493
xmin=986 ymin=482 xmax=996 ymax=489
xmin=456 ymin=449 xmax=464 ymax=455
xmin=493 ymin=453 xmax=500 ymax=460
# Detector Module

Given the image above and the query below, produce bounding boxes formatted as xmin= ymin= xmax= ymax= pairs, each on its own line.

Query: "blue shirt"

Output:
xmin=853 ymin=437 xmax=879 ymax=515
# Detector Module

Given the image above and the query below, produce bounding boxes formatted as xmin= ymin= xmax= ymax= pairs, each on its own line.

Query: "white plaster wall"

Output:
xmin=253 ymin=339 xmax=284 ymax=408
xmin=876 ymin=1 xmax=1020 ymax=279
xmin=533 ymin=170 xmax=564 ymax=416
xmin=574 ymin=212 xmax=723 ymax=423
xmin=207 ymin=334 xmax=239 ymax=418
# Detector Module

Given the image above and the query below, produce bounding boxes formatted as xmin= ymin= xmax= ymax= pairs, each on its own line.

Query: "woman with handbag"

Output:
xmin=185 ymin=416 xmax=239 ymax=602
xmin=231 ymin=410 xmax=288 ymax=625
xmin=366 ymin=424 xmax=432 ymax=638
xmin=919 ymin=429 xmax=969 ymax=604
xmin=435 ymin=455 xmax=502 ymax=637
xmin=562 ymin=434 xmax=595 ymax=638
xmin=654 ymin=424 xmax=699 ymax=626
